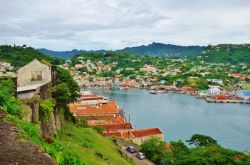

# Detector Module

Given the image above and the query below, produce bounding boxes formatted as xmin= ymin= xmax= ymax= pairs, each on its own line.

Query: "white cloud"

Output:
xmin=0 ymin=0 xmax=250 ymax=50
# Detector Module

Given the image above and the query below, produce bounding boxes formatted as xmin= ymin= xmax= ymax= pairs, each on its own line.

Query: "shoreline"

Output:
xmin=85 ymin=86 xmax=250 ymax=105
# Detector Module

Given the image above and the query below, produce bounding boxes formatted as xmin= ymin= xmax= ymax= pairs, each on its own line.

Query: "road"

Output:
xmin=116 ymin=139 xmax=155 ymax=165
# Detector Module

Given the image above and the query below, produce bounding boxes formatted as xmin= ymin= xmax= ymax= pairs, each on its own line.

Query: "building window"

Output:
xmin=31 ymin=71 xmax=42 ymax=81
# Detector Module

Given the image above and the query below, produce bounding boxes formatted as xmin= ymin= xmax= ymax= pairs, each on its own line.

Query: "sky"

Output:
xmin=0 ymin=0 xmax=250 ymax=50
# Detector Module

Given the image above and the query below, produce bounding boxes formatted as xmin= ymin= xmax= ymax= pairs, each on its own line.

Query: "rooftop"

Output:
xmin=17 ymin=82 xmax=49 ymax=92
xmin=69 ymin=101 xmax=119 ymax=116
xmin=103 ymin=128 xmax=163 ymax=139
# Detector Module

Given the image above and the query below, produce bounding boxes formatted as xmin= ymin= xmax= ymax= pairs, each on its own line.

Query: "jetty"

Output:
xmin=206 ymin=98 xmax=250 ymax=104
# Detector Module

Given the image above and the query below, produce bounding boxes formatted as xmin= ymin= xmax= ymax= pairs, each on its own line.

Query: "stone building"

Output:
xmin=17 ymin=59 xmax=56 ymax=99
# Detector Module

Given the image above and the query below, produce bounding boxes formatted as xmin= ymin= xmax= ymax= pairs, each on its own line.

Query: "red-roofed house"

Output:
xmin=228 ymin=73 xmax=250 ymax=79
xmin=89 ymin=123 xmax=133 ymax=132
xmin=104 ymin=128 xmax=163 ymax=145
xmin=69 ymin=101 xmax=119 ymax=120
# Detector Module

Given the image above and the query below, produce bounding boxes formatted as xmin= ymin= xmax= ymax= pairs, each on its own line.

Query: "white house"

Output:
xmin=208 ymin=86 xmax=221 ymax=96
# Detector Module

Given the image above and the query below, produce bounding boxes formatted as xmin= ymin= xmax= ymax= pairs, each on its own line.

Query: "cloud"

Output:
xmin=0 ymin=0 xmax=250 ymax=50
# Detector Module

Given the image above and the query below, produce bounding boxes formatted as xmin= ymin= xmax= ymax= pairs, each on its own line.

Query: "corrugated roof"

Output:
xmin=17 ymin=82 xmax=49 ymax=92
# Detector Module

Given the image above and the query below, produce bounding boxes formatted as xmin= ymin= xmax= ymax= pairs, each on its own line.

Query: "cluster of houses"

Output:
xmin=0 ymin=61 xmax=15 ymax=77
xmin=149 ymin=83 xmax=250 ymax=102
xmin=69 ymin=92 xmax=163 ymax=145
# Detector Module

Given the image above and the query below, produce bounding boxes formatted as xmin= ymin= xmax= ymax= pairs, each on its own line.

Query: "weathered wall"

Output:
xmin=41 ymin=112 xmax=57 ymax=137
xmin=17 ymin=59 xmax=52 ymax=87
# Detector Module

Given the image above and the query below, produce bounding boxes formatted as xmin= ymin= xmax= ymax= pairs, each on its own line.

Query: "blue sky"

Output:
xmin=0 ymin=0 xmax=250 ymax=50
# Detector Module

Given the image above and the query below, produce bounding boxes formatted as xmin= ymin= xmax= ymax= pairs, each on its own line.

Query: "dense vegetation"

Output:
xmin=200 ymin=44 xmax=250 ymax=64
xmin=141 ymin=135 xmax=250 ymax=165
xmin=119 ymin=42 xmax=206 ymax=57
xmin=0 ymin=45 xmax=64 ymax=68
xmin=0 ymin=79 xmax=82 ymax=164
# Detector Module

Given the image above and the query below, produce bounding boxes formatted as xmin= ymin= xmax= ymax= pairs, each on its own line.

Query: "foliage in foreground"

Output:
xmin=3 ymin=114 xmax=83 ymax=165
xmin=0 ymin=79 xmax=82 ymax=165
xmin=0 ymin=79 xmax=23 ymax=116
xmin=141 ymin=135 xmax=250 ymax=165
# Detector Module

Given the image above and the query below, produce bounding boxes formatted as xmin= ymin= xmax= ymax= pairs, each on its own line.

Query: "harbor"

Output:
xmin=88 ymin=87 xmax=250 ymax=152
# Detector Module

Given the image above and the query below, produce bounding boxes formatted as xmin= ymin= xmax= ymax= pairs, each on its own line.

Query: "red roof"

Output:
xmin=131 ymin=128 xmax=163 ymax=138
xmin=80 ymin=95 xmax=105 ymax=101
xmin=229 ymin=73 xmax=250 ymax=78
xmin=69 ymin=101 xmax=119 ymax=116
xmin=103 ymin=128 xmax=163 ymax=139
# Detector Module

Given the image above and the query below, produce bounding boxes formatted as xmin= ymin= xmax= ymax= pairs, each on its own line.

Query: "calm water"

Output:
xmin=88 ymin=88 xmax=250 ymax=151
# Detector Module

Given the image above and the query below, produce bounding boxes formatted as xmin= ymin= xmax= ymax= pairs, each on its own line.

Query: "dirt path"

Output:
xmin=0 ymin=110 xmax=55 ymax=165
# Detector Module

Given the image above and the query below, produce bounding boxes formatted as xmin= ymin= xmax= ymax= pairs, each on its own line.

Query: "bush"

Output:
xmin=0 ymin=79 xmax=23 ymax=116
xmin=93 ymin=126 xmax=105 ymax=135
xmin=76 ymin=117 xmax=88 ymax=128
xmin=39 ymin=98 xmax=55 ymax=121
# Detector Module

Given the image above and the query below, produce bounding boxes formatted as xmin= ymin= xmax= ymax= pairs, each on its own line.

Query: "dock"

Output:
xmin=206 ymin=99 xmax=250 ymax=104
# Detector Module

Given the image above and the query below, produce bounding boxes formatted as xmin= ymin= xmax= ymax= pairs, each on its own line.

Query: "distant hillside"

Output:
xmin=37 ymin=43 xmax=206 ymax=59
xmin=0 ymin=45 xmax=64 ymax=68
xmin=119 ymin=42 xmax=206 ymax=56
xmin=37 ymin=48 xmax=106 ymax=59
xmin=200 ymin=44 xmax=250 ymax=64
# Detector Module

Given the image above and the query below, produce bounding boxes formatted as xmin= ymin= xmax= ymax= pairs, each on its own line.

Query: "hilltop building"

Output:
xmin=16 ymin=59 xmax=56 ymax=99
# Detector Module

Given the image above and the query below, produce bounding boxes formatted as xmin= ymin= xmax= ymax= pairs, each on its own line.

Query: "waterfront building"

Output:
xmin=237 ymin=90 xmax=250 ymax=100
xmin=208 ymin=86 xmax=221 ymax=96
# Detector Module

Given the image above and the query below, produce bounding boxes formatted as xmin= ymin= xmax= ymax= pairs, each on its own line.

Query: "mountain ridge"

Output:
xmin=37 ymin=42 xmax=206 ymax=59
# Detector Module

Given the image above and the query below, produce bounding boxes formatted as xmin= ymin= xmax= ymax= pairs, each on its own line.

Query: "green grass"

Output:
xmin=55 ymin=123 xmax=133 ymax=165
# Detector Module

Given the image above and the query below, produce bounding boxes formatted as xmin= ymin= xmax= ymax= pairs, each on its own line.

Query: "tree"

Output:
xmin=141 ymin=136 xmax=168 ymax=163
xmin=186 ymin=134 xmax=217 ymax=147
xmin=171 ymin=140 xmax=189 ymax=155
xmin=50 ymin=83 xmax=71 ymax=109
xmin=56 ymin=67 xmax=80 ymax=103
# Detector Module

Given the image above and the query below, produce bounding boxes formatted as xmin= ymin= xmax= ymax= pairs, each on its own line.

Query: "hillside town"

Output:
xmin=61 ymin=53 xmax=250 ymax=104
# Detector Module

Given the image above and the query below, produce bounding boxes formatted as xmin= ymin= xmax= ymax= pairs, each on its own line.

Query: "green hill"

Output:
xmin=119 ymin=42 xmax=206 ymax=57
xmin=0 ymin=45 xmax=64 ymax=68
xmin=200 ymin=44 xmax=250 ymax=64
xmin=37 ymin=43 xmax=206 ymax=59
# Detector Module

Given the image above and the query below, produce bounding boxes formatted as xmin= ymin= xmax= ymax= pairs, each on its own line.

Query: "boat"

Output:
xmin=149 ymin=90 xmax=158 ymax=94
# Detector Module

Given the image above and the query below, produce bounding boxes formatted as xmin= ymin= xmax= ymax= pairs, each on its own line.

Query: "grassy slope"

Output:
xmin=56 ymin=123 xmax=133 ymax=165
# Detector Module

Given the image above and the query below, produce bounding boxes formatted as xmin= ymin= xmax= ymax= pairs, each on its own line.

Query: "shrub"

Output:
xmin=39 ymin=98 xmax=55 ymax=121
xmin=93 ymin=126 xmax=105 ymax=135
xmin=76 ymin=117 xmax=88 ymax=128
